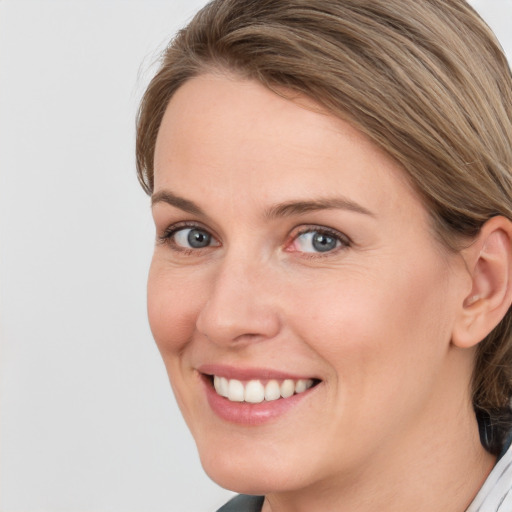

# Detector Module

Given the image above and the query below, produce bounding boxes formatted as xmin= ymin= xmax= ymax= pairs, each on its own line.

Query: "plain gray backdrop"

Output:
xmin=1 ymin=1 xmax=511 ymax=511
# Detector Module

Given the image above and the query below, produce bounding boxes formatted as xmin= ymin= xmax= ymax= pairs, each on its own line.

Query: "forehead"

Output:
xmin=153 ymin=73 xmax=422 ymax=221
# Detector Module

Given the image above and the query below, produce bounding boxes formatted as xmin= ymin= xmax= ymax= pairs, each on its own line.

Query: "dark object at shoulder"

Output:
xmin=216 ymin=494 xmax=265 ymax=512
xmin=476 ymin=407 xmax=512 ymax=456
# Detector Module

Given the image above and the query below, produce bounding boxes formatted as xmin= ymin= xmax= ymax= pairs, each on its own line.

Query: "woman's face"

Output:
xmin=149 ymin=74 xmax=473 ymax=493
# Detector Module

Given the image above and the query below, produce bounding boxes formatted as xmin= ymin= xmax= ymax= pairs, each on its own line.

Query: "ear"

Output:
xmin=452 ymin=216 xmax=512 ymax=349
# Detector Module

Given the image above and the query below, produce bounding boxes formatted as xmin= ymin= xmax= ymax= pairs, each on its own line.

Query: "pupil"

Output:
xmin=312 ymin=233 xmax=336 ymax=252
xmin=188 ymin=229 xmax=210 ymax=248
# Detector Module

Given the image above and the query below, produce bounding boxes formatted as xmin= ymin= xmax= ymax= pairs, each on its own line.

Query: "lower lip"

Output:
xmin=201 ymin=375 xmax=317 ymax=426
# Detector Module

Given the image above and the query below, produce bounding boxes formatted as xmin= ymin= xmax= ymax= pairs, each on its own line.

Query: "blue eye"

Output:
xmin=292 ymin=229 xmax=345 ymax=253
xmin=172 ymin=227 xmax=215 ymax=249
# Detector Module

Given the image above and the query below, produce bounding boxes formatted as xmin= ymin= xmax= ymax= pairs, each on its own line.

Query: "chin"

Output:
xmin=196 ymin=432 xmax=319 ymax=495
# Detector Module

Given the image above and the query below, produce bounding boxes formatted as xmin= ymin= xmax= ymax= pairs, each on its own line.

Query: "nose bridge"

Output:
xmin=195 ymin=246 xmax=280 ymax=345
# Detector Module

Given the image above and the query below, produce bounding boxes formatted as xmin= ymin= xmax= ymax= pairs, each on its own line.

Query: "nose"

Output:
xmin=195 ymin=256 xmax=281 ymax=346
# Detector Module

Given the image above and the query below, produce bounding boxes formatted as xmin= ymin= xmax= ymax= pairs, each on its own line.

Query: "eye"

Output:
xmin=160 ymin=224 xmax=219 ymax=251
xmin=175 ymin=227 xmax=212 ymax=248
xmin=287 ymin=228 xmax=349 ymax=254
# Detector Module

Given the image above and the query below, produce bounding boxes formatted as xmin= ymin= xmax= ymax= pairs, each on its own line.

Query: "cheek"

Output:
xmin=147 ymin=259 xmax=204 ymax=358
xmin=285 ymin=255 xmax=454 ymax=392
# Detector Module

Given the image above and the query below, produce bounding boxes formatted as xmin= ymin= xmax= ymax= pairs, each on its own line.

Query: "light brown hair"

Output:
xmin=136 ymin=0 xmax=512 ymax=453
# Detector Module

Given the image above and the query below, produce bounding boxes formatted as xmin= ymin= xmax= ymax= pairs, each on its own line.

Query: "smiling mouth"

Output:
xmin=206 ymin=375 xmax=320 ymax=403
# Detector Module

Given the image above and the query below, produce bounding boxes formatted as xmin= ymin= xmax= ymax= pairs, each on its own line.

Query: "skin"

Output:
xmin=148 ymin=73 xmax=498 ymax=511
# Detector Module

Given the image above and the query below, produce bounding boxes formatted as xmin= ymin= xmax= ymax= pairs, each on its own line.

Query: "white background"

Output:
xmin=0 ymin=1 xmax=511 ymax=511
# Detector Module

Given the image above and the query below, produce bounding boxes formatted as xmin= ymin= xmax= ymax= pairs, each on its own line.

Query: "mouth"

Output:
xmin=198 ymin=365 xmax=322 ymax=425
xmin=203 ymin=373 xmax=321 ymax=403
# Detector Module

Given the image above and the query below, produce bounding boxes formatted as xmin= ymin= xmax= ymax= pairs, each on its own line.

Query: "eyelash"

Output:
xmin=287 ymin=226 xmax=351 ymax=257
xmin=158 ymin=222 xmax=351 ymax=257
xmin=158 ymin=222 xmax=215 ymax=254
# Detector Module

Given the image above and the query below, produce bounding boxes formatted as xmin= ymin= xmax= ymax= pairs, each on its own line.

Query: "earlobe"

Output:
xmin=452 ymin=216 xmax=512 ymax=349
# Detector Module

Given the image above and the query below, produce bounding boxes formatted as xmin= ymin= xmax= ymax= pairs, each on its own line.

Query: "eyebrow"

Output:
xmin=151 ymin=190 xmax=205 ymax=216
xmin=151 ymin=190 xmax=375 ymax=219
xmin=264 ymin=197 xmax=375 ymax=219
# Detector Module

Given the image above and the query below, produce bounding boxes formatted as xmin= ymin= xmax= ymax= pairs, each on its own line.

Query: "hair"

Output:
xmin=136 ymin=0 xmax=512 ymax=454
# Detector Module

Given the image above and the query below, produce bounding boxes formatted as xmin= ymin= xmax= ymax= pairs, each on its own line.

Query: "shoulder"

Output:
xmin=216 ymin=494 xmax=265 ymax=512
xmin=466 ymin=435 xmax=512 ymax=511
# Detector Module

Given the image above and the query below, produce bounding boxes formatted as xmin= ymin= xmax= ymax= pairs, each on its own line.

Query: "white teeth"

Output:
xmin=280 ymin=379 xmax=295 ymax=398
xmin=228 ymin=379 xmax=245 ymax=402
xmin=295 ymin=379 xmax=307 ymax=393
xmin=244 ymin=380 xmax=265 ymax=403
xmin=213 ymin=376 xmax=315 ymax=402
xmin=220 ymin=377 xmax=229 ymax=397
xmin=264 ymin=380 xmax=281 ymax=401
xmin=213 ymin=376 xmax=229 ymax=397
xmin=214 ymin=375 xmax=222 ymax=395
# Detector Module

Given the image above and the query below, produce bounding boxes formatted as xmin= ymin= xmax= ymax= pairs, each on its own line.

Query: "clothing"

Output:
xmin=216 ymin=437 xmax=512 ymax=512
xmin=216 ymin=494 xmax=264 ymax=512
xmin=466 ymin=433 xmax=512 ymax=511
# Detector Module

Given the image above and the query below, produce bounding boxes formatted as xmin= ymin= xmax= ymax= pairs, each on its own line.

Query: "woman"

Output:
xmin=136 ymin=1 xmax=512 ymax=510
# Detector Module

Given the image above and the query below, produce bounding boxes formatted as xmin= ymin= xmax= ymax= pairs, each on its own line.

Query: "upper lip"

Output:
xmin=197 ymin=363 xmax=318 ymax=382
